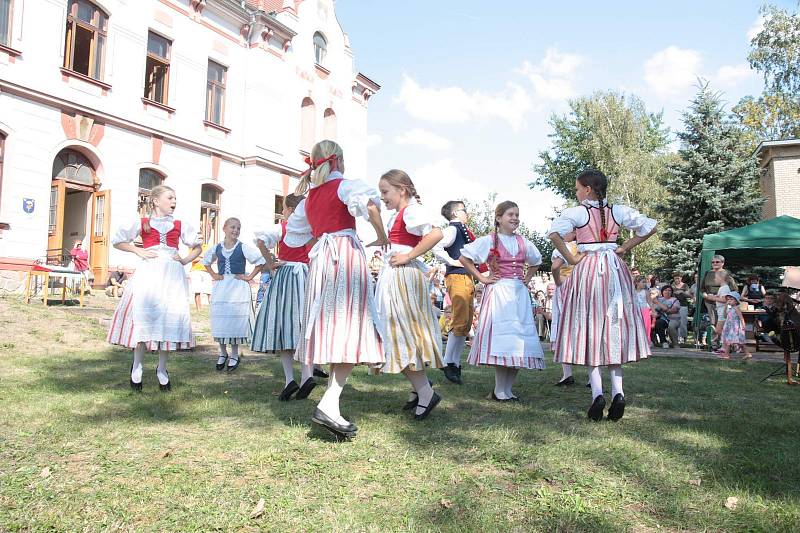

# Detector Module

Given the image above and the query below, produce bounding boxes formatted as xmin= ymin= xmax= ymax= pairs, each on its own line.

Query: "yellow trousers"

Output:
xmin=445 ymin=273 xmax=475 ymax=337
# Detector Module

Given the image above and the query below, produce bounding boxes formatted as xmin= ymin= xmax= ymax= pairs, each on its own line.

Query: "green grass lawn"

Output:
xmin=1 ymin=296 xmax=799 ymax=532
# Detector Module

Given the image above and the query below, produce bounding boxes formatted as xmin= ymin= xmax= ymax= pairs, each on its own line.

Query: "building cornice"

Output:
xmin=754 ymin=138 xmax=800 ymax=159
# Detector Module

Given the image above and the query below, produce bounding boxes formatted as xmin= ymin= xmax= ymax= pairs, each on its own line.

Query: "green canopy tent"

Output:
xmin=693 ymin=215 xmax=800 ymax=332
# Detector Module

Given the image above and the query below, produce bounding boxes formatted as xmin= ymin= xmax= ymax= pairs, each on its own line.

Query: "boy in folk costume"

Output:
xmin=203 ymin=217 xmax=265 ymax=372
xmin=284 ymin=140 xmax=388 ymax=439
xmin=252 ymin=193 xmax=318 ymax=401
xmin=432 ymin=200 xmax=481 ymax=384
xmin=549 ymin=170 xmax=656 ymax=421
xmin=107 ymin=185 xmax=203 ymax=391
xmin=375 ymin=170 xmax=445 ymax=420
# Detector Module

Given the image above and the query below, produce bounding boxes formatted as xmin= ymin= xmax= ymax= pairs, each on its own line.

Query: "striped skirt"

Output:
xmin=294 ymin=233 xmax=385 ymax=366
xmin=467 ymin=278 xmax=545 ymax=369
xmin=552 ymin=250 xmax=650 ymax=366
xmin=251 ymin=263 xmax=306 ymax=353
xmin=375 ymin=261 xmax=444 ymax=374
xmin=107 ymin=251 xmax=195 ymax=351
xmin=210 ymin=276 xmax=254 ymax=345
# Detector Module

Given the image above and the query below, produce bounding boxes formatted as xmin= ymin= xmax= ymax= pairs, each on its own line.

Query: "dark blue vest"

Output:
xmin=215 ymin=242 xmax=246 ymax=275
xmin=444 ymin=221 xmax=473 ymax=276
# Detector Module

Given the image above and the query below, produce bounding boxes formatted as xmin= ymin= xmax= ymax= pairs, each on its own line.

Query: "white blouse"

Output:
xmin=547 ymin=201 xmax=657 ymax=251
xmin=111 ymin=215 xmax=201 ymax=249
xmin=461 ymin=234 xmax=543 ymax=266
xmin=284 ymin=171 xmax=380 ymax=247
xmin=386 ymin=200 xmax=437 ymax=252
xmin=253 ymin=224 xmax=283 ymax=249
xmin=201 ymin=240 xmax=265 ymax=274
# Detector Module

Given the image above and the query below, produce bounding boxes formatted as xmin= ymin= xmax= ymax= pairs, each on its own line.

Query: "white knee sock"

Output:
xmin=561 ymin=363 xmax=573 ymax=380
xmin=280 ymin=353 xmax=295 ymax=385
xmin=589 ymin=366 xmax=603 ymax=399
xmin=444 ymin=335 xmax=466 ymax=366
xmin=317 ymin=363 xmax=354 ymax=425
xmin=131 ymin=343 xmax=145 ymax=383
xmin=217 ymin=343 xmax=228 ymax=364
xmin=300 ymin=363 xmax=314 ymax=385
xmin=506 ymin=368 xmax=519 ymax=397
xmin=404 ymin=369 xmax=434 ymax=415
xmin=157 ymin=350 xmax=169 ymax=385
xmin=227 ymin=344 xmax=239 ymax=367
xmin=494 ymin=367 xmax=508 ymax=399
xmin=609 ymin=365 xmax=624 ymax=398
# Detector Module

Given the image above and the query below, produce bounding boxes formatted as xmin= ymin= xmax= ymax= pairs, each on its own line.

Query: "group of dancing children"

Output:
xmin=107 ymin=141 xmax=657 ymax=438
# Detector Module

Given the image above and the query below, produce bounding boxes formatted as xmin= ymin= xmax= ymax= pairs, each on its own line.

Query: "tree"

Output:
xmin=654 ymin=83 xmax=763 ymax=278
xmin=733 ymin=4 xmax=800 ymax=148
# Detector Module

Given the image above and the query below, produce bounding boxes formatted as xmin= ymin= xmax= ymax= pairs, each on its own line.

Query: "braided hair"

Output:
xmin=142 ymin=184 xmax=176 ymax=234
xmin=295 ymin=140 xmax=345 ymax=196
xmin=576 ymin=169 xmax=609 ymax=241
xmin=492 ymin=200 xmax=519 ymax=273
xmin=379 ymin=169 xmax=422 ymax=204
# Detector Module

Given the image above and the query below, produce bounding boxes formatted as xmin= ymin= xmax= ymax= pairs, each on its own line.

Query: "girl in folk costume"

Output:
xmin=203 ymin=218 xmax=265 ymax=372
xmin=107 ymin=185 xmax=202 ymax=391
xmin=549 ymin=170 xmax=656 ymax=421
xmin=550 ymin=232 xmax=580 ymax=387
xmin=459 ymin=201 xmax=545 ymax=401
xmin=284 ymin=140 xmax=387 ymax=438
xmin=252 ymin=193 xmax=317 ymax=401
xmin=375 ymin=170 xmax=445 ymax=420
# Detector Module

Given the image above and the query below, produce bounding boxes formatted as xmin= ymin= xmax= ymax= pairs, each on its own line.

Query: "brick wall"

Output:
xmin=773 ymin=155 xmax=800 ymax=218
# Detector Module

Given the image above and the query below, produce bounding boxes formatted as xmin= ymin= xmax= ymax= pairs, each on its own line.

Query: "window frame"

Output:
xmin=0 ymin=133 xmax=5 ymax=223
xmin=137 ymin=168 xmax=165 ymax=218
xmin=205 ymin=60 xmax=227 ymax=126
xmin=200 ymin=184 xmax=222 ymax=245
xmin=313 ymin=31 xmax=327 ymax=65
xmin=63 ymin=0 xmax=108 ymax=81
xmin=143 ymin=31 xmax=171 ymax=106
xmin=0 ymin=0 xmax=12 ymax=48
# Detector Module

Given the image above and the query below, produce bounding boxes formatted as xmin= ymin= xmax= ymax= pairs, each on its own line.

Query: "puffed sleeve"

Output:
xmin=180 ymin=221 xmax=201 ymax=247
xmin=612 ymin=205 xmax=657 ymax=237
xmin=402 ymin=203 xmax=436 ymax=236
xmin=459 ymin=235 xmax=493 ymax=264
xmin=241 ymin=242 xmax=267 ymax=266
xmin=547 ymin=206 xmax=588 ymax=237
xmin=524 ymin=239 xmax=543 ymax=266
xmin=337 ymin=178 xmax=381 ymax=220
xmin=111 ymin=218 xmax=142 ymax=245
xmin=201 ymin=244 xmax=216 ymax=266
xmin=253 ymin=224 xmax=283 ymax=249
xmin=284 ymin=199 xmax=313 ymax=248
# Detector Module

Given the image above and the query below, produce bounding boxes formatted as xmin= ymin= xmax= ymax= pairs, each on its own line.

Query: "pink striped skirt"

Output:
xmin=552 ymin=251 xmax=650 ymax=366
xmin=294 ymin=233 xmax=384 ymax=366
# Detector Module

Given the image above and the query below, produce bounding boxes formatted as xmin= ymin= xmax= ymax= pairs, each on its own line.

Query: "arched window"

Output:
xmin=300 ymin=97 xmax=315 ymax=153
xmin=323 ymin=108 xmax=337 ymax=140
xmin=313 ymin=32 xmax=326 ymax=65
xmin=200 ymin=184 xmax=221 ymax=244
xmin=63 ymin=0 xmax=109 ymax=80
xmin=138 ymin=168 xmax=165 ymax=217
xmin=52 ymin=148 xmax=95 ymax=185
xmin=1 ymin=0 xmax=12 ymax=47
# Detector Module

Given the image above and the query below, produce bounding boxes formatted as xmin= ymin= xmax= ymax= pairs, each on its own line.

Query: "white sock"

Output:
xmin=494 ymin=367 xmax=509 ymax=399
xmin=506 ymin=367 xmax=519 ymax=398
xmin=404 ymin=369 xmax=434 ymax=416
xmin=217 ymin=343 xmax=228 ymax=364
xmin=300 ymin=363 xmax=313 ymax=386
xmin=589 ymin=366 xmax=603 ymax=400
xmin=609 ymin=365 xmax=624 ymax=398
xmin=157 ymin=350 xmax=169 ymax=385
xmin=228 ymin=344 xmax=239 ymax=366
xmin=131 ymin=343 xmax=145 ymax=383
xmin=561 ymin=363 xmax=573 ymax=380
xmin=280 ymin=353 xmax=295 ymax=386
xmin=317 ymin=363 xmax=354 ymax=425
xmin=444 ymin=335 xmax=466 ymax=366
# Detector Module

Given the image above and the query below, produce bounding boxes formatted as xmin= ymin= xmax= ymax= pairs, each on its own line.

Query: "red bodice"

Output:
xmin=388 ymin=207 xmax=422 ymax=247
xmin=278 ymin=221 xmax=309 ymax=263
xmin=305 ymin=178 xmax=357 ymax=237
xmin=140 ymin=218 xmax=182 ymax=248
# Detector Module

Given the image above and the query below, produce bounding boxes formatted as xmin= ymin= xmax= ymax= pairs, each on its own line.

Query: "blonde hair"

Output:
xmin=223 ymin=217 xmax=240 ymax=228
xmin=143 ymin=185 xmax=175 ymax=233
xmin=295 ymin=140 xmax=345 ymax=196
xmin=379 ymin=169 xmax=421 ymax=203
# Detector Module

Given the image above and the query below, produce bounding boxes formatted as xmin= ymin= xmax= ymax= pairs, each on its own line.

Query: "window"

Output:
xmin=49 ymin=186 xmax=58 ymax=235
xmin=144 ymin=32 xmax=171 ymax=105
xmin=205 ymin=60 xmax=226 ymax=125
xmin=138 ymin=168 xmax=164 ymax=217
xmin=0 ymin=0 xmax=11 ymax=47
xmin=313 ymin=32 xmax=326 ymax=64
xmin=300 ymin=97 xmax=315 ymax=153
xmin=0 ymin=133 xmax=5 ymax=219
xmin=63 ymin=0 xmax=108 ymax=80
xmin=323 ymin=108 xmax=336 ymax=140
xmin=200 ymin=184 xmax=221 ymax=244
xmin=52 ymin=149 xmax=95 ymax=185
xmin=274 ymin=194 xmax=284 ymax=224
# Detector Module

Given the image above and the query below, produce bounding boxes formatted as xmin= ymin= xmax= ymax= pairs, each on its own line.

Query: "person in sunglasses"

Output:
xmin=701 ymin=255 xmax=737 ymax=338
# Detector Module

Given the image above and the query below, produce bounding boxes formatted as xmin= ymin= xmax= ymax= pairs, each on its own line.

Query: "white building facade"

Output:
xmin=0 ymin=0 xmax=379 ymax=290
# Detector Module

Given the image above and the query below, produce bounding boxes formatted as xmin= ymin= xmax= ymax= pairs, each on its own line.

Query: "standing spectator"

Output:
xmin=430 ymin=275 xmax=445 ymax=310
xmin=634 ymin=276 xmax=653 ymax=347
xmin=703 ymin=269 xmax=736 ymax=349
xmin=701 ymin=255 xmax=737 ymax=326
xmin=742 ymin=274 xmax=766 ymax=307
xmin=671 ymin=273 xmax=691 ymax=343
xmin=105 ymin=269 xmax=127 ymax=298
xmin=653 ymin=285 xmax=681 ymax=348
xmin=368 ymin=250 xmax=384 ymax=281
xmin=69 ymin=239 xmax=93 ymax=294
xmin=189 ymin=243 xmax=213 ymax=310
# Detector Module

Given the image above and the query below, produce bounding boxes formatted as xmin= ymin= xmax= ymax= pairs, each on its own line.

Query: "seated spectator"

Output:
xmin=105 ymin=269 xmax=127 ymax=298
xmin=430 ymin=276 xmax=445 ymax=310
xmin=742 ymin=274 xmax=766 ymax=307
xmin=653 ymin=285 xmax=681 ymax=348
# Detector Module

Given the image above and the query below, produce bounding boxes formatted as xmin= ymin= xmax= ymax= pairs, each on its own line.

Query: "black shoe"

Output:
xmin=509 ymin=395 xmax=520 ymax=402
xmin=227 ymin=357 xmax=240 ymax=372
xmin=414 ymin=392 xmax=442 ymax=421
xmin=587 ymin=395 xmax=605 ymax=421
xmin=402 ymin=392 xmax=419 ymax=411
xmin=313 ymin=367 xmax=329 ymax=378
xmin=311 ymin=408 xmax=357 ymax=437
xmin=443 ymin=364 xmax=462 ymax=384
xmin=491 ymin=391 xmax=511 ymax=402
xmin=130 ymin=364 xmax=142 ymax=391
xmin=585 ymin=382 xmax=591 ymax=388
xmin=215 ymin=355 xmax=227 ymax=371
xmin=157 ymin=367 xmax=171 ymax=392
xmin=607 ymin=393 xmax=626 ymax=421
xmin=279 ymin=380 xmax=300 ymax=401
xmin=295 ymin=378 xmax=317 ymax=400
xmin=555 ymin=376 xmax=575 ymax=387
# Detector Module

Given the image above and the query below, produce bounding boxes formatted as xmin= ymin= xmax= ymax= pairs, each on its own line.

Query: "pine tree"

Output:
xmin=655 ymin=83 xmax=763 ymax=277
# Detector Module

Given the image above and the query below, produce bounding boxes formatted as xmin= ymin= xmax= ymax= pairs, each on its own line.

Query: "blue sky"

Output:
xmin=335 ymin=0 xmax=791 ymax=232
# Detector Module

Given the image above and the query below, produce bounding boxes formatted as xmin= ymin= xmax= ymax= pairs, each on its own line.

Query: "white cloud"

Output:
xmin=411 ymin=158 xmax=490 ymax=212
xmin=394 ymin=128 xmax=452 ymax=151
xmin=395 ymin=75 xmax=532 ymax=130
xmin=644 ymin=46 xmax=703 ymax=97
xmin=366 ymin=133 xmax=382 ymax=148
xmin=714 ymin=63 xmax=754 ymax=87
xmin=747 ymin=15 xmax=765 ymax=41
xmin=519 ymin=47 xmax=584 ymax=101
